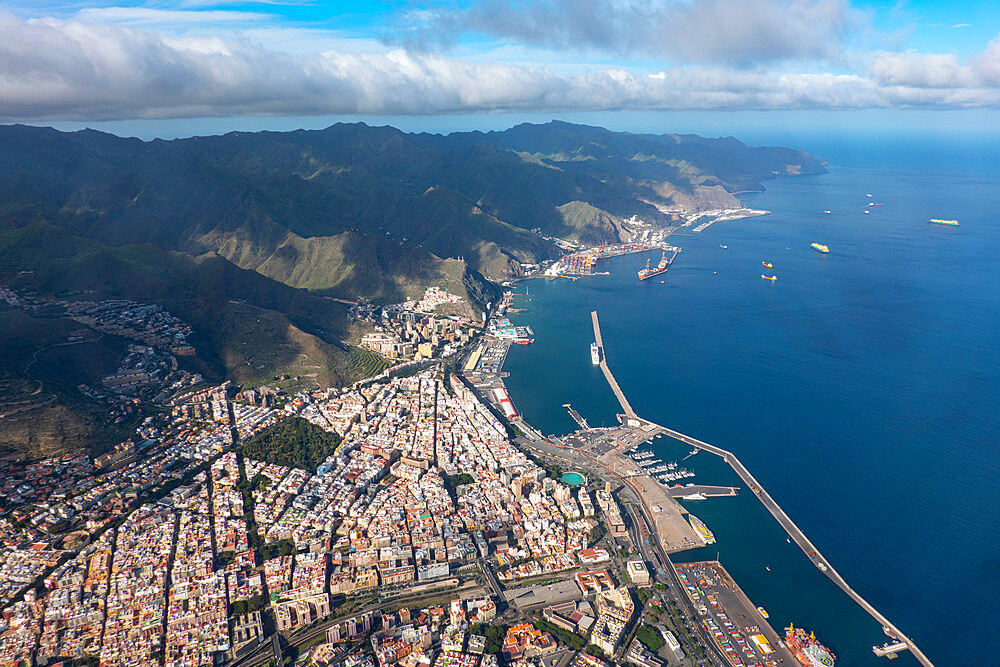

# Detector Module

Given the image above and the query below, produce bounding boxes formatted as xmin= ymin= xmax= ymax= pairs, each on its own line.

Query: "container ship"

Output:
xmin=590 ymin=342 xmax=601 ymax=365
xmin=928 ymin=218 xmax=959 ymax=226
xmin=810 ymin=243 xmax=830 ymax=253
xmin=687 ymin=513 xmax=716 ymax=545
xmin=785 ymin=624 xmax=836 ymax=667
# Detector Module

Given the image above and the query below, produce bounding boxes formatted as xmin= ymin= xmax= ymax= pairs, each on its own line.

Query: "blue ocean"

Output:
xmin=501 ymin=132 xmax=1000 ymax=666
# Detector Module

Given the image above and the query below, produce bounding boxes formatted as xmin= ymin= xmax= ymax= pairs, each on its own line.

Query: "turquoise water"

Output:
xmin=559 ymin=472 xmax=587 ymax=486
xmin=502 ymin=134 xmax=1000 ymax=666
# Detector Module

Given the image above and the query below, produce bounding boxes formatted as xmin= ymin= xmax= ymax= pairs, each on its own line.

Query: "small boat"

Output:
xmin=787 ymin=538 xmax=791 ymax=544
xmin=757 ymin=607 xmax=770 ymax=619
xmin=823 ymin=210 xmax=832 ymax=214
xmin=871 ymin=203 xmax=884 ymax=207
xmin=720 ymin=244 xmax=728 ymax=249
xmin=765 ymin=565 xmax=772 ymax=572
xmin=762 ymin=261 xmax=772 ymax=268
xmin=866 ymin=193 xmax=873 ymax=197
xmin=863 ymin=210 xmax=870 ymax=214
xmin=659 ymin=280 xmax=664 ymax=284
xmin=761 ymin=274 xmax=777 ymax=281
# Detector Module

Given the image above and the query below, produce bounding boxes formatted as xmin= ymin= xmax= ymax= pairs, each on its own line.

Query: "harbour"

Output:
xmin=490 ymin=136 xmax=1000 ymax=665
xmin=588 ymin=309 xmax=932 ymax=666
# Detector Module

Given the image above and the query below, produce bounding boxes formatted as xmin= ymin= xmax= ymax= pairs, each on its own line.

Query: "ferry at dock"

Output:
xmin=590 ymin=342 xmax=600 ymax=365
xmin=687 ymin=513 xmax=716 ymax=545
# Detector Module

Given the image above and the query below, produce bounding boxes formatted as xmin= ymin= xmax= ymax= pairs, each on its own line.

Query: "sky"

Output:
xmin=1 ymin=0 xmax=999 ymax=138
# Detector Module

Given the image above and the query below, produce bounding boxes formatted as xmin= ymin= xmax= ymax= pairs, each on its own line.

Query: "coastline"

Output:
xmin=473 ymin=298 xmax=933 ymax=665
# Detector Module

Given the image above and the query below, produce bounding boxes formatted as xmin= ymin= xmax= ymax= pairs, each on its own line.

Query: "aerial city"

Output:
xmin=0 ymin=1 xmax=997 ymax=666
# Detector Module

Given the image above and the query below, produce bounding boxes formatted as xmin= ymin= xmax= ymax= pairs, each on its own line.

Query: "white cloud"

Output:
xmin=869 ymin=37 xmax=1000 ymax=89
xmin=392 ymin=0 xmax=865 ymax=66
xmin=75 ymin=7 xmax=269 ymax=25
xmin=0 ymin=10 xmax=998 ymax=122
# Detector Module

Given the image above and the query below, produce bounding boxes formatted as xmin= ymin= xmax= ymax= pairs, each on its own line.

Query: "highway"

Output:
xmin=590 ymin=310 xmax=935 ymax=667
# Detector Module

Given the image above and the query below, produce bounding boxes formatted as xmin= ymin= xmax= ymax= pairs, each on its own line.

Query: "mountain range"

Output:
xmin=0 ymin=120 xmax=823 ymax=454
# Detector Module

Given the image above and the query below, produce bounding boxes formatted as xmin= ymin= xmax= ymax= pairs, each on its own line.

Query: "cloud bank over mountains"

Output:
xmin=0 ymin=1 xmax=998 ymax=122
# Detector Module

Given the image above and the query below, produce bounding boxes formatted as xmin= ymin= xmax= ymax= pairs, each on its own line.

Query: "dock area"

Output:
xmin=675 ymin=561 xmax=798 ymax=667
xmin=589 ymin=309 xmax=934 ymax=667
xmin=667 ymin=484 xmax=739 ymax=498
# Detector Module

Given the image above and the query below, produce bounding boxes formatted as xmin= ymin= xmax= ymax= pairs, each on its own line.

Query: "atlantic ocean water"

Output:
xmin=501 ymin=133 xmax=1000 ymax=666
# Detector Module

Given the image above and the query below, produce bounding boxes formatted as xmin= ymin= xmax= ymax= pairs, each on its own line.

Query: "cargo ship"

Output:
xmin=785 ymin=624 xmax=836 ymax=667
xmin=810 ymin=243 xmax=830 ymax=253
xmin=761 ymin=274 xmax=777 ymax=281
xmin=928 ymin=218 xmax=959 ymax=226
xmin=590 ymin=342 xmax=600 ymax=365
xmin=687 ymin=513 xmax=716 ymax=545
xmin=762 ymin=261 xmax=772 ymax=268
xmin=638 ymin=251 xmax=672 ymax=280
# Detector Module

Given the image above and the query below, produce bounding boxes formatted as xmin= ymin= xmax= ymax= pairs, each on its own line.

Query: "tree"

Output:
xmin=240 ymin=416 xmax=341 ymax=470
xmin=635 ymin=624 xmax=665 ymax=652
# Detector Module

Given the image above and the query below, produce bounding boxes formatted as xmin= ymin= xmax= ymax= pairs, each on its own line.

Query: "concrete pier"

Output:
xmin=667 ymin=484 xmax=739 ymax=498
xmin=590 ymin=310 xmax=934 ymax=667
xmin=563 ymin=403 xmax=590 ymax=429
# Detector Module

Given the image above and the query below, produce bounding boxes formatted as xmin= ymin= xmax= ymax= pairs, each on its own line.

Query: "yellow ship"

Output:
xmin=811 ymin=243 xmax=830 ymax=253
xmin=757 ymin=606 xmax=770 ymax=619
xmin=928 ymin=219 xmax=959 ymax=226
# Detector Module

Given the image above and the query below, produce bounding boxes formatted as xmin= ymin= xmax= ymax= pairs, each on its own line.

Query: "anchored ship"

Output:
xmin=928 ymin=218 xmax=959 ymax=226
xmin=811 ymin=243 xmax=830 ymax=253
xmin=590 ymin=342 xmax=600 ymax=365
xmin=785 ymin=624 xmax=836 ymax=667
xmin=761 ymin=274 xmax=777 ymax=281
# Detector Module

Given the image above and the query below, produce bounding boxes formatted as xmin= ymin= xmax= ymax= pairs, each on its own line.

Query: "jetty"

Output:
xmin=590 ymin=311 xmax=637 ymax=420
xmin=562 ymin=403 xmax=590 ymax=430
xmin=589 ymin=310 xmax=934 ymax=667
xmin=666 ymin=485 xmax=739 ymax=498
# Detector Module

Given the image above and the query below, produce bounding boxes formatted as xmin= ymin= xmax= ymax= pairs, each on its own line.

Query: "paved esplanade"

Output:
xmin=590 ymin=310 xmax=934 ymax=667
